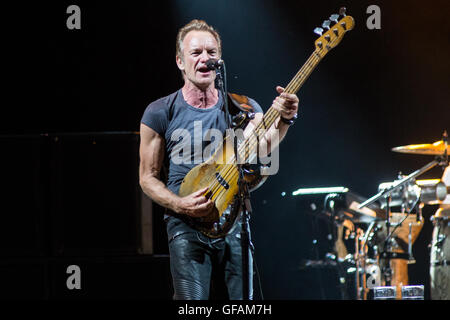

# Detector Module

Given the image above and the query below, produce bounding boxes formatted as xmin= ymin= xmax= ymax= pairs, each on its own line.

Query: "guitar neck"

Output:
xmin=237 ymin=50 xmax=323 ymax=163
xmin=235 ymin=12 xmax=355 ymax=163
xmin=262 ymin=50 xmax=323 ymax=127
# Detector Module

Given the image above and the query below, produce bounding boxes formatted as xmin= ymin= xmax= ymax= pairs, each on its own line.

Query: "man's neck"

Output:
xmin=182 ymin=82 xmax=219 ymax=109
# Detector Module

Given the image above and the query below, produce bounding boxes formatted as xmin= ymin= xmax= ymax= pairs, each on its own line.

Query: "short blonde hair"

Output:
xmin=176 ymin=19 xmax=222 ymax=60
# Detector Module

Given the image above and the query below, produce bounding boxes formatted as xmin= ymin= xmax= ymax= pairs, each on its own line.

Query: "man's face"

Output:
xmin=176 ymin=30 xmax=220 ymax=89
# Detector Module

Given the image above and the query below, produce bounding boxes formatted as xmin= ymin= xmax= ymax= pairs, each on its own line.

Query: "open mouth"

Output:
xmin=197 ymin=66 xmax=211 ymax=74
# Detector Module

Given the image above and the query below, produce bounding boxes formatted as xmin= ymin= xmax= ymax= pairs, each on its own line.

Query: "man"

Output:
xmin=139 ymin=19 xmax=298 ymax=300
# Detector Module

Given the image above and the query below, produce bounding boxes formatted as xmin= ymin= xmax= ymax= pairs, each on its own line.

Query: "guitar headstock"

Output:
xmin=313 ymin=7 xmax=354 ymax=58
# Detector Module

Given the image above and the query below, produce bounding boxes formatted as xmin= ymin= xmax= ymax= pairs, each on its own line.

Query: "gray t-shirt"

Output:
xmin=141 ymin=89 xmax=262 ymax=195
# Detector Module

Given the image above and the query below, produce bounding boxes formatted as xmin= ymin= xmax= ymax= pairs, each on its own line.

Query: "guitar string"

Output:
xmin=237 ymin=39 xmax=332 ymax=153
xmin=205 ymin=51 xmax=322 ymax=201
xmin=204 ymin=53 xmax=316 ymax=199
xmin=209 ymin=52 xmax=322 ymax=201
xmin=226 ymin=27 xmax=347 ymax=181
xmin=206 ymin=50 xmax=323 ymax=201
xmin=205 ymin=33 xmax=338 ymax=203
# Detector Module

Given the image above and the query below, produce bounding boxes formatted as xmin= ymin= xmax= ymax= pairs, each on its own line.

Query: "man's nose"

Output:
xmin=199 ymin=50 xmax=209 ymax=62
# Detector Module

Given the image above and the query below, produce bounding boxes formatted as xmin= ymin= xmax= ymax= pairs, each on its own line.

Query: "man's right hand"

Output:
xmin=176 ymin=187 xmax=214 ymax=217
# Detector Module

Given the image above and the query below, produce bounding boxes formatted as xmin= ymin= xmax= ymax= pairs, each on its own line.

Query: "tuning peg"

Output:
xmin=339 ymin=7 xmax=347 ymax=17
xmin=322 ymin=20 xmax=331 ymax=30
xmin=314 ymin=27 xmax=324 ymax=36
xmin=329 ymin=14 xmax=339 ymax=23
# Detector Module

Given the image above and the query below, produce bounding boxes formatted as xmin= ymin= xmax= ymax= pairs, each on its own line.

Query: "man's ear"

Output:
xmin=176 ymin=55 xmax=184 ymax=71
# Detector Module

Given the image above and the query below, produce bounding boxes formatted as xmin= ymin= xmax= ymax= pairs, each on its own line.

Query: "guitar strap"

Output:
xmin=162 ymin=91 xmax=255 ymax=191
xmin=227 ymin=92 xmax=255 ymax=115
xmin=167 ymin=91 xmax=255 ymax=121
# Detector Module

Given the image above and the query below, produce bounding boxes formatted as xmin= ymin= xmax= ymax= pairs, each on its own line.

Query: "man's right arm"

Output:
xmin=139 ymin=123 xmax=213 ymax=217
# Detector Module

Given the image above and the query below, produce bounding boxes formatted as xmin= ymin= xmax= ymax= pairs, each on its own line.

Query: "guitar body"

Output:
xmin=179 ymin=134 xmax=242 ymax=237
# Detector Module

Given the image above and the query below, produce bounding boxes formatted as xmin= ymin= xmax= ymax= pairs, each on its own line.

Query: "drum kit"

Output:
xmin=296 ymin=132 xmax=449 ymax=299
xmin=350 ymin=131 xmax=450 ymax=299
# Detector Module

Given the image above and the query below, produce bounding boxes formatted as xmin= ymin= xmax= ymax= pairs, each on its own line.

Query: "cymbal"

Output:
xmin=392 ymin=140 xmax=449 ymax=155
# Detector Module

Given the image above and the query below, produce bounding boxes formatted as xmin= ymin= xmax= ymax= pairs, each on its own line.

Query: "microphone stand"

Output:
xmin=214 ymin=61 xmax=253 ymax=300
xmin=214 ymin=62 xmax=232 ymax=128
xmin=238 ymin=170 xmax=253 ymax=300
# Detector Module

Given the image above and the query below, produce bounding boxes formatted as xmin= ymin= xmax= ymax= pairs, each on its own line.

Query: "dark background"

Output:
xmin=1 ymin=0 xmax=449 ymax=299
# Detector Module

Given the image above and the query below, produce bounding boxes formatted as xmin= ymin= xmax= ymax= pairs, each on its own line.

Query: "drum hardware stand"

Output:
xmin=355 ymin=228 xmax=364 ymax=299
xmin=382 ymin=196 xmax=394 ymax=286
xmin=355 ymin=221 xmax=378 ymax=300
xmin=358 ymin=159 xmax=442 ymax=211
xmin=385 ymin=197 xmax=421 ymax=266
xmin=407 ymin=222 xmax=416 ymax=264
xmin=324 ymin=195 xmax=351 ymax=300
xmin=406 ymin=203 xmax=425 ymax=264
xmin=377 ymin=191 xmax=424 ymax=285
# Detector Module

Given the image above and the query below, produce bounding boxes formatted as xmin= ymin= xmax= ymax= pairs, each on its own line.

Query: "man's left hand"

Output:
xmin=272 ymin=86 xmax=299 ymax=120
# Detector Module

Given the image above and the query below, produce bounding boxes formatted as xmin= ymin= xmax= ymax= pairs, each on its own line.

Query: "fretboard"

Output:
xmin=236 ymin=50 xmax=323 ymax=163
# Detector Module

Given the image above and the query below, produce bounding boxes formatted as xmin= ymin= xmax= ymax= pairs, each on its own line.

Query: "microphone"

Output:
xmin=205 ymin=59 xmax=224 ymax=70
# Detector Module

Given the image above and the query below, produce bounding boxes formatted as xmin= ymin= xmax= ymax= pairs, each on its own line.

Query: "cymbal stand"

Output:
xmin=383 ymin=196 xmax=393 ymax=286
xmin=354 ymin=221 xmax=379 ymax=300
xmin=355 ymin=228 xmax=363 ymax=300
xmin=358 ymin=159 xmax=441 ymax=210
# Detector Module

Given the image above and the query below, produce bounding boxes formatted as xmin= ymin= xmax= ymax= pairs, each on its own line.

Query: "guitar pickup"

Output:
xmin=215 ymin=172 xmax=230 ymax=190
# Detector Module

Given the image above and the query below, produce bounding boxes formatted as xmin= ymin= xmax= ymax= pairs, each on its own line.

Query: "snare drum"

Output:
xmin=430 ymin=208 xmax=450 ymax=300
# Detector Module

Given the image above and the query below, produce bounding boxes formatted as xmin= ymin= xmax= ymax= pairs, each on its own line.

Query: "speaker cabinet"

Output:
xmin=48 ymin=132 xmax=146 ymax=256
xmin=0 ymin=135 xmax=50 ymax=257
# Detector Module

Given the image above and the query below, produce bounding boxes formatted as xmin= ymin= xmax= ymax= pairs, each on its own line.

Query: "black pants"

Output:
xmin=166 ymin=215 xmax=253 ymax=300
